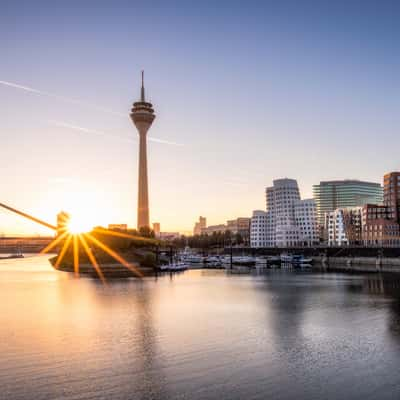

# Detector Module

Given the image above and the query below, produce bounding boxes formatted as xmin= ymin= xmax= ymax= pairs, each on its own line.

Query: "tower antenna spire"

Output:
xmin=141 ymin=70 xmax=145 ymax=102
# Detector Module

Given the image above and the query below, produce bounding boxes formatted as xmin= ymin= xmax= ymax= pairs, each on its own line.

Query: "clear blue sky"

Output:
xmin=1 ymin=1 xmax=400 ymax=234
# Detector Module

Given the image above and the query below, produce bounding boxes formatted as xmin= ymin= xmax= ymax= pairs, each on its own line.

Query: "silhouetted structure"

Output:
xmin=0 ymin=202 xmax=56 ymax=231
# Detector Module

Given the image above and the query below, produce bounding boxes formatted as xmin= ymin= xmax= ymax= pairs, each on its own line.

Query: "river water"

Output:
xmin=1 ymin=255 xmax=400 ymax=400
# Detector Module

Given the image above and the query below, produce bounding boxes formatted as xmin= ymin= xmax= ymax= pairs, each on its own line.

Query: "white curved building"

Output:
xmin=250 ymin=210 xmax=274 ymax=248
xmin=251 ymin=178 xmax=318 ymax=248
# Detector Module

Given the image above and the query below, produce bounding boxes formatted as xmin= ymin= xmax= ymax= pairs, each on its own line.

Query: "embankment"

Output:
xmin=313 ymin=256 xmax=400 ymax=273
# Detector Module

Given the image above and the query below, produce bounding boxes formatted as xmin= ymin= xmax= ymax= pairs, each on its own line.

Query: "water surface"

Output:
xmin=1 ymin=256 xmax=400 ymax=399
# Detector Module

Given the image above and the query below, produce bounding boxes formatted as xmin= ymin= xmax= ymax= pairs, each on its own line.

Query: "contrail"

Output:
xmin=147 ymin=136 xmax=184 ymax=146
xmin=1 ymin=79 xmax=184 ymax=146
xmin=48 ymin=120 xmax=183 ymax=146
xmin=48 ymin=120 xmax=133 ymax=142
xmin=0 ymin=80 xmax=125 ymax=116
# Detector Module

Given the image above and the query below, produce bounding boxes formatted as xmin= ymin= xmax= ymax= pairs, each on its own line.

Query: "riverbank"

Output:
xmin=313 ymin=256 xmax=400 ymax=273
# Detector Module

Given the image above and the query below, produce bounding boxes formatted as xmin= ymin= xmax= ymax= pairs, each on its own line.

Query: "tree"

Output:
xmin=235 ymin=233 xmax=244 ymax=245
xmin=139 ymin=226 xmax=155 ymax=238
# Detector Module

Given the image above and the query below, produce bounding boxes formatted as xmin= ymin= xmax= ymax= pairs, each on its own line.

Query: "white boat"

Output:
xmin=182 ymin=254 xmax=204 ymax=263
xmin=280 ymin=254 xmax=293 ymax=263
xmin=204 ymin=257 xmax=223 ymax=268
xmin=280 ymin=254 xmax=313 ymax=267
xmin=169 ymin=262 xmax=188 ymax=271
xmin=220 ymin=256 xmax=256 ymax=265
xmin=204 ymin=256 xmax=221 ymax=263
xmin=159 ymin=262 xmax=188 ymax=272
xmin=233 ymin=256 xmax=256 ymax=265
xmin=0 ymin=252 xmax=24 ymax=260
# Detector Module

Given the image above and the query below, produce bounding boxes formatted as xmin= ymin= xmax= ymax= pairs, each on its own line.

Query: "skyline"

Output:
xmin=1 ymin=1 xmax=400 ymax=234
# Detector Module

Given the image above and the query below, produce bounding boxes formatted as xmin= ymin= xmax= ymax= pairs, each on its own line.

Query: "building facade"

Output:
xmin=320 ymin=173 xmax=400 ymax=247
xmin=360 ymin=172 xmax=400 ymax=246
xmin=152 ymin=222 xmax=160 ymax=237
xmin=294 ymin=199 xmax=319 ymax=246
xmin=251 ymin=178 xmax=318 ymax=248
xmin=325 ymin=207 xmax=362 ymax=246
xmin=227 ymin=217 xmax=251 ymax=236
xmin=313 ymin=180 xmax=383 ymax=226
xmin=159 ymin=232 xmax=180 ymax=241
xmin=250 ymin=210 xmax=274 ymax=248
xmin=193 ymin=216 xmax=207 ymax=235
xmin=383 ymin=172 xmax=400 ymax=221
xmin=108 ymin=224 xmax=128 ymax=232
xmin=197 ymin=217 xmax=250 ymax=238
xmin=201 ymin=224 xmax=228 ymax=235
xmin=361 ymin=204 xmax=400 ymax=246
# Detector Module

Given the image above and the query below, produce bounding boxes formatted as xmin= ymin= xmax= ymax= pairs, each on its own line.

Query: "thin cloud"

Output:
xmin=1 ymin=79 xmax=184 ymax=146
xmin=0 ymin=80 xmax=125 ymax=116
xmin=148 ymin=136 xmax=184 ymax=146
xmin=48 ymin=120 xmax=133 ymax=142
xmin=48 ymin=120 xmax=183 ymax=146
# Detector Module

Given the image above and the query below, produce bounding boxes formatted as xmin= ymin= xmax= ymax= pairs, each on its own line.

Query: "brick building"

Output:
xmin=362 ymin=172 xmax=400 ymax=246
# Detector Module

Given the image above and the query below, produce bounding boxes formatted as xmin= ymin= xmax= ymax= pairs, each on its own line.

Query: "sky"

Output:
xmin=1 ymin=0 xmax=400 ymax=235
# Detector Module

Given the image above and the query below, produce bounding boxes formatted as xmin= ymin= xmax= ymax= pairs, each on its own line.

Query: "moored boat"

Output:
xmin=159 ymin=262 xmax=188 ymax=272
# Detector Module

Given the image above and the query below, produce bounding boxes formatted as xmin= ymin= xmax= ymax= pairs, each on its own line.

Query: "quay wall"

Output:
xmin=313 ymin=256 xmax=400 ymax=274
xmin=227 ymin=246 xmax=400 ymax=258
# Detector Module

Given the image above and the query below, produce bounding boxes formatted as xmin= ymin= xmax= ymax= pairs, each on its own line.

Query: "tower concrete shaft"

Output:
xmin=130 ymin=71 xmax=155 ymax=230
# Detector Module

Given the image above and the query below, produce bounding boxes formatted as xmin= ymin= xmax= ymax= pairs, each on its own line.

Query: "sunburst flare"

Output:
xmin=78 ymin=234 xmax=106 ymax=283
xmin=85 ymin=233 xmax=144 ymax=278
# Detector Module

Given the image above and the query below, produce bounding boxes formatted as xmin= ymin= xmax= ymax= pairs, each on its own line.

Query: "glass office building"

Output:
xmin=313 ymin=180 xmax=383 ymax=226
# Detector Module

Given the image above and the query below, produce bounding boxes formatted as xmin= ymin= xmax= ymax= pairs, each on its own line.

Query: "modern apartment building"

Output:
xmin=251 ymin=178 xmax=318 ymax=248
xmin=313 ymin=180 xmax=383 ymax=226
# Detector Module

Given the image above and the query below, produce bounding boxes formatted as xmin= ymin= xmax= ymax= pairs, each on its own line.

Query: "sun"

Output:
xmin=67 ymin=215 xmax=94 ymax=234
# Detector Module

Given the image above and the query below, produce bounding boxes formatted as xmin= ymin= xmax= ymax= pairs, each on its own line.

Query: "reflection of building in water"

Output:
xmin=128 ymin=283 xmax=168 ymax=399
xmin=363 ymin=275 xmax=400 ymax=296
xmin=361 ymin=275 xmax=400 ymax=337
